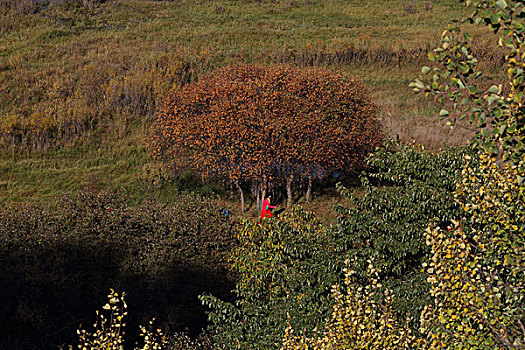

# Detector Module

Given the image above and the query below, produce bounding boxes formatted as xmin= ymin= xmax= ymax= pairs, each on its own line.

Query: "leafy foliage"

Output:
xmin=421 ymin=155 xmax=524 ymax=350
xmin=334 ymin=142 xmax=470 ymax=325
xmin=411 ymin=0 xmax=525 ymax=170
xmin=412 ymin=0 xmax=525 ymax=348
xmin=200 ymin=207 xmax=340 ymax=350
xmin=281 ymin=260 xmax=424 ymax=350
xmin=148 ymin=64 xmax=382 ymax=210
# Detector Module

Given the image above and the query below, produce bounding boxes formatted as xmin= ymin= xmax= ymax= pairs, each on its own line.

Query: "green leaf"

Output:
xmin=459 ymin=63 xmax=469 ymax=74
xmin=490 ymin=14 xmax=501 ymax=25
xmin=462 ymin=97 xmax=471 ymax=105
xmin=422 ymin=66 xmax=431 ymax=74
xmin=486 ymin=95 xmax=500 ymax=105
xmin=439 ymin=109 xmax=449 ymax=117
xmin=496 ymin=0 xmax=507 ymax=10
xmin=487 ymin=85 xmax=499 ymax=94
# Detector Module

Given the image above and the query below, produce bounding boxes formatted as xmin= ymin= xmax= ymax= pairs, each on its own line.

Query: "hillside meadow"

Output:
xmin=0 ymin=0 xmax=497 ymax=204
xmin=1 ymin=1 xmax=522 ymax=350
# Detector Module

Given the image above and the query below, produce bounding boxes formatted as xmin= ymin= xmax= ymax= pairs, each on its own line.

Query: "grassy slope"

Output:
xmin=0 ymin=0 xmax=487 ymax=205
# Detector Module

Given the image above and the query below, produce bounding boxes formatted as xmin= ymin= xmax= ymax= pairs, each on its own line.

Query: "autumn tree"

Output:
xmin=148 ymin=64 xmax=382 ymax=213
xmin=411 ymin=0 xmax=525 ymax=348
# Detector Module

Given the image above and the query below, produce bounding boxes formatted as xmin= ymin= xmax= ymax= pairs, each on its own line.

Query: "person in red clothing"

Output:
xmin=260 ymin=196 xmax=276 ymax=219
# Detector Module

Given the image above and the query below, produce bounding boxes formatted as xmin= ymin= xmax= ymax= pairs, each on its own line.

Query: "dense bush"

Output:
xmin=200 ymin=207 xmax=340 ymax=349
xmin=148 ymin=64 xmax=382 ymax=212
xmin=0 ymin=189 xmax=237 ymax=349
xmin=281 ymin=260 xmax=424 ymax=349
xmin=334 ymin=142 xmax=471 ymax=326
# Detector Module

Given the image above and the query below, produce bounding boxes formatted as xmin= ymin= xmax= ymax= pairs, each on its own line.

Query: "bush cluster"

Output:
xmin=200 ymin=143 xmax=468 ymax=349
xmin=334 ymin=142 xmax=471 ymax=326
xmin=0 ymin=189 xmax=237 ymax=349
xmin=200 ymin=207 xmax=339 ymax=350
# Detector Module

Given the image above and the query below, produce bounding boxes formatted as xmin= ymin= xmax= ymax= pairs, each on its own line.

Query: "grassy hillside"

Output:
xmin=0 ymin=0 xmax=499 ymax=203
xmin=2 ymin=2 xmax=517 ymax=349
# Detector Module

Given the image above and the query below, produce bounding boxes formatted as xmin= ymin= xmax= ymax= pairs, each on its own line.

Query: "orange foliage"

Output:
xmin=148 ymin=64 xmax=382 ymax=204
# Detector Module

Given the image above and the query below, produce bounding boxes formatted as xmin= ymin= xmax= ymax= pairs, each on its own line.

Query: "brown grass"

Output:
xmin=0 ymin=0 xmax=509 ymax=203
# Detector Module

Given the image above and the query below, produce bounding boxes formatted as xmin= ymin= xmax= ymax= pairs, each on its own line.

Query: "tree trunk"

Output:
xmin=255 ymin=181 xmax=260 ymax=214
xmin=260 ymin=175 xmax=267 ymax=212
xmin=235 ymin=180 xmax=244 ymax=215
xmin=305 ymin=176 xmax=313 ymax=202
xmin=286 ymin=174 xmax=294 ymax=208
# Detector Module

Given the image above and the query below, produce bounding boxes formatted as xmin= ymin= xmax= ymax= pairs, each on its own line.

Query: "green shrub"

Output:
xmin=200 ymin=207 xmax=340 ymax=350
xmin=334 ymin=141 xmax=471 ymax=327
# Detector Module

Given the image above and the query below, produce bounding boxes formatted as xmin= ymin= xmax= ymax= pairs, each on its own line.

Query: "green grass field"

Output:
xmin=0 ymin=0 xmax=497 ymax=205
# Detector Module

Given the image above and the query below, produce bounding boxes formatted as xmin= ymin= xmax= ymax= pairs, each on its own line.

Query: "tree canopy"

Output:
xmin=148 ymin=64 xmax=382 ymax=212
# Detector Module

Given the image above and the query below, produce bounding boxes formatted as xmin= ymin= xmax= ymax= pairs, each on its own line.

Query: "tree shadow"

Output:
xmin=0 ymin=236 xmax=235 ymax=349
xmin=0 ymin=239 xmax=122 ymax=349
xmin=121 ymin=260 xmax=235 ymax=342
